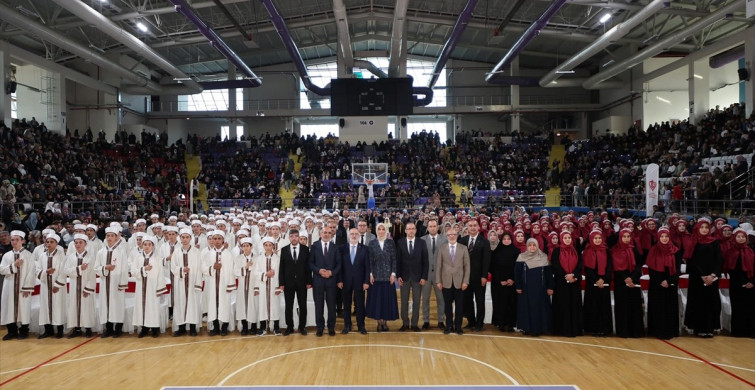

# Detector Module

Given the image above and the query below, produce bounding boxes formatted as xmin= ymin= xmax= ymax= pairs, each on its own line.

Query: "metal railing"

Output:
xmin=7 ymin=199 xmax=162 ymax=220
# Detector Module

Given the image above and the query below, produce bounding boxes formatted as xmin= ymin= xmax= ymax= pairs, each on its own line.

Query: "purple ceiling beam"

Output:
xmin=427 ymin=0 xmax=479 ymax=89
xmin=169 ymin=0 xmax=261 ymax=87
xmin=485 ymin=0 xmax=569 ymax=84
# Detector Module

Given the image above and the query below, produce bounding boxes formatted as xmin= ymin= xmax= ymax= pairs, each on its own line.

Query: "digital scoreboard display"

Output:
xmin=330 ymin=77 xmax=414 ymax=116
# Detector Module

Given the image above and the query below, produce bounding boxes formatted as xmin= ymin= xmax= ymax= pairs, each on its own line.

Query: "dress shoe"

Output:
xmin=273 ymin=328 xmax=282 ymax=336
xmin=328 ymin=329 xmax=336 ymax=336
xmin=411 ymin=326 xmax=421 ymax=332
xmin=38 ymin=331 xmax=52 ymax=339
xmin=443 ymin=327 xmax=453 ymax=335
xmin=189 ymin=328 xmax=198 ymax=337
xmin=316 ymin=329 xmax=324 ymax=337
xmin=474 ymin=325 xmax=483 ymax=332
xmin=438 ymin=322 xmax=446 ymax=329
xmin=220 ymin=328 xmax=228 ymax=336
xmin=359 ymin=328 xmax=368 ymax=335
xmin=256 ymin=329 xmax=265 ymax=336
xmin=101 ymin=330 xmax=113 ymax=339
xmin=3 ymin=333 xmax=18 ymax=341
xmin=283 ymin=328 xmax=293 ymax=336
xmin=464 ymin=323 xmax=474 ymax=330
xmin=341 ymin=328 xmax=350 ymax=335
xmin=377 ymin=325 xmax=383 ymax=333
xmin=85 ymin=329 xmax=93 ymax=338
xmin=151 ymin=328 xmax=160 ymax=338
xmin=208 ymin=328 xmax=220 ymax=336
xmin=173 ymin=329 xmax=186 ymax=337
xmin=456 ymin=329 xmax=464 ymax=335
xmin=137 ymin=328 xmax=149 ymax=338
xmin=299 ymin=329 xmax=308 ymax=336
xmin=399 ymin=325 xmax=408 ymax=332
xmin=68 ymin=329 xmax=83 ymax=339
xmin=422 ymin=322 xmax=430 ymax=330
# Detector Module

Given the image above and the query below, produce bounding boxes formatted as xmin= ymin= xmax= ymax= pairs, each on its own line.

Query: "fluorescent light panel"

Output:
xmin=599 ymin=14 xmax=611 ymax=23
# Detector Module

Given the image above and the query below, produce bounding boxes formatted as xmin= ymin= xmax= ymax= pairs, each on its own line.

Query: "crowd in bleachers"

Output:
xmin=560 ymin=102 xmax=755 ymax=209
xmin=0 ymin=118 xmax=189 ymax=231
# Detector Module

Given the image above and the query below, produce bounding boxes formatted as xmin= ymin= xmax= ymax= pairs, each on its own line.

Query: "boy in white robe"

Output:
xmin=171 ymin=229 xmax=203 ymax=336
xmin=0 ymin=231 xmax=36 ymax=340
xmin=131 ymin=235 xmax=167 ymax=338
xmin=235 ymin=237 xmax=257 ymax=335
xmin=36 ymin=233 xmax=67 ymax=339
xmin=95 ymin=227 xmax=130 ymax=338
xmin=202 ymin=230 xmax=236 ymax=336
xmin=254 ymin=237 xmax=282 ymax=335
xmin=64 ymin=234 xmax=97 ymax=338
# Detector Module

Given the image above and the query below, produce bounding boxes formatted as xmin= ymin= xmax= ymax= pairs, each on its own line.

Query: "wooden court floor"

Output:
xmin=1 ymin=314 xmax=753 ymax=390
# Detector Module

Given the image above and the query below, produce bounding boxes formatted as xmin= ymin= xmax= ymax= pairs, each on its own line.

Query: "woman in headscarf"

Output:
xmin=611 ymin=228 xmax=644 ymax=338
xmin=646 ymin=227 xmax=680 ymax=339
xmin=365 ymin=223 xmax=399 ymax=332
xmin=602 ymin=218 xmax=617 ymax=247
xmin=489 ymin=231 xmax=520 ymax=332
xmin=512 ymin=229 xmax=527 ymax=253
xmin=719 ymin=224 xmax=734 ymax=253
xmin=582 ymin=229 xmax=612 ymax=336
xmin=547 ymin=231 xmax=559 ymax=257
xmin=683 ymin=219 xmax=722 ymax=338
xmin=723 ymin=228 xmax=754 ymax=338
xmin=529 ymin=222 xmax=546 ymax=252
xmin=514 ymin=238 xmax=553 ymax=336
xmin=550 ymin=231 xmax=583 ymax=337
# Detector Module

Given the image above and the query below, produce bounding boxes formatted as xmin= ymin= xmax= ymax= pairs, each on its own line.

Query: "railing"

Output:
xmin=7 ymin=199 xmax=162 ymax=220
xmin=558 ymin=194 xmax=754 ymax=216
xmin=727 ymin=166 xmax=755 ymax=199
xmin=149 ymin=94 xmax=595 ymax=113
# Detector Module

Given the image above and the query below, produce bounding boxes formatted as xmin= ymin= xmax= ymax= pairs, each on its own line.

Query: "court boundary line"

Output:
xmin=0 ymin=335 xmax=99 ymax=387
xmin=215 ymin=344 xmax=521 ymax=386
xmin=1 ymin=332 xmax=752 ymax=378
xmin=660 ymin=339 xmax=755 ymax=387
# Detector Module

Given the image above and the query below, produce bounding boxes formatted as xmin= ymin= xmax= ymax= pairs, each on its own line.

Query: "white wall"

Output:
xmin=15 ymin=64 xmax=49 ymax=125
xmin=710 ymin=60 xmax=743 ymax=108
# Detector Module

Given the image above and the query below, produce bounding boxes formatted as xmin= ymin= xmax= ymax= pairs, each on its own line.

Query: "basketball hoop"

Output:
xmin=365 ymin=180 xmax=374 ymax=187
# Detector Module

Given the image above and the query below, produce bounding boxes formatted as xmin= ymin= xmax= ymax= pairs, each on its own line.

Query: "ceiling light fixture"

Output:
xmin=136 ymin=22 xmax=148 ymax=32
xmin=655 ymin=96 xmax=671 ymax=104
xmin=599 ymin=14 xmax=611 ymax=24
xmin=694 ymin=74 xmax=703 ymax=79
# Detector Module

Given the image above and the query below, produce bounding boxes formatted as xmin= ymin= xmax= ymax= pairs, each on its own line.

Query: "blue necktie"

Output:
xmin=350 ymin=246 xmax=356 ymax=264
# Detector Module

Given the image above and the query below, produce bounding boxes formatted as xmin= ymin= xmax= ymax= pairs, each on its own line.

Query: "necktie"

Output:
xmin=409 ymin=240 xmax=413 ymax=255
xmin=361 ymin=235 xmax=364 ymax=245
xmin=469 ymin=237 xmax=475 ymax=248
xmin=350 ymin=246 xmax=356 ymax=264
xmin=432 ymin=237 xmax=436 ymax=254
xmin=293 ymin=247 xmax=297 ymax=262
xmin=450 ymin=245 xmax=455 ymax=262
xmin=324 ymin=242 xmax=328 ymax=257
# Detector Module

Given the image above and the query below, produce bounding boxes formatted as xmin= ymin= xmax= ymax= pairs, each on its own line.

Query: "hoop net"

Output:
xmin=365 ymin=180 xmax=374 ymax=187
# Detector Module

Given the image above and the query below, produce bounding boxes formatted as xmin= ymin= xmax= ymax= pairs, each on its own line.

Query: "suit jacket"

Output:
xmin=338 ymin=243 xmax=370 ymax=289
xmin=396 ymin=237 xmax=429 ymax=282
xmin=436 ymin=242 xmax=470 ymax=289
xmin=459 ymin=235 xmax=491 ymax=281
xmin=358 ymin=232 xmax=376 ymax=246
xmin=279 ymin=244 xmax=312 ymax=288
xmin=308 ymin=240 xmax=341 ymax=288
xmin=421 ymin=233 xmax=447 ymax=283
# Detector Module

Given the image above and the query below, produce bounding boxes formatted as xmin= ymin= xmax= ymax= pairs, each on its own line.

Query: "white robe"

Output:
xmin=94 ymin=242 xmax=130 ymax=324
xmin=0 ymin=250 xmax=36 ymax=325
xmin=36 ymin=248 xmax=67 ymax=326
xmin=254 ymin=253 xmax=281 ymax=322
xmin=234 ymin=253 xmax=257 ymax=324
xmin=202 ymin=248 xmax=236 ymax=323
xmin=192 ymin=233 xmax=207 ymax=251
xmin=130 ymin=251 xmax=167 ymax=329
xmin=170 ymin=246 xmax=203 ymax=327
xmin=161 ymin=241 xmax=179 ymax=308
xmin=64 ymin=250 xmax=97 ymax=328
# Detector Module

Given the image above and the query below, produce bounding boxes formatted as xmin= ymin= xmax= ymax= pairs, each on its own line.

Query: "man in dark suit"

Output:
xmin=337 ymin=228 xmax=370 ymax=334
xmin=396 ymin=222 xmax=429 ymax=331
xmin=458 ymin=219 xmax=490 ymax=332
xmin=278 ymin=229 xmax=312 ymax=336
xmin=356 ymin=220 xmax=376 ymax=246
xmin=436 ymin=228 xmax=469 ymax=335
xmin=308 ymin=225 xmax=340 ymax=336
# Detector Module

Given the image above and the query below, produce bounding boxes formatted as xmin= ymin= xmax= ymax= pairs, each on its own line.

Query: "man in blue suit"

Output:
xmin=338 ymin=228 xmax=370 ymax=334
xmin=396 ymin=222 xmax=429 ymax=332
xmin=308 ymin=225 xmax=340 ymax=337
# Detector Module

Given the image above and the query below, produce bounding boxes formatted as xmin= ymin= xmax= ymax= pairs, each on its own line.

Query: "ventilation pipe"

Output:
xmin=485 ymin=0 xmax=569 ymax=84
xmin=50 ymin=0 xmax=202 ymax=93
xmin=583 ymin=0 xmax=745 ymax=89
xmin=427 ymin=0 xmax=479 ymax=89
xmin=539 ymin=0 xmax=669 ymax=87
xmin=710 ymin=45 xmax=744 ymax=68
xmin=353 ymin=60 xmax=389 ymax=78
xmin=169 ymin=0 xmax=262 ymax=87
xmin=0 ymin=3 xmax=161 ymax=93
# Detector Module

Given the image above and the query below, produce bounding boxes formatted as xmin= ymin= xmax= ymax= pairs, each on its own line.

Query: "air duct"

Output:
xmin=540 ymin=0 xmax=668 ymax=87
xmin=51 ymin=0 xmax=202 ymax=93
xmin=709 ymin=45 xmax=744 ymax=69
xmin=353 ymin=60 xmax=389 ymax=78
xmin=485 ymin=0 xmax=569 ymax=84
xmin=0 ymin=2 xmax=161 ymax=93
xmin=427 ymin=0 xmax=479 ymax=89
xmin=169 ymin=0 xmax=262 ymax=87
xmin=583 ymin=0 xmax=745 ymax=89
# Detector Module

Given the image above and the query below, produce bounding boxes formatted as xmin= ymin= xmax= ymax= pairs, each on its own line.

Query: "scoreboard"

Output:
xmin=330 ymin=77 xmax=414 ymax=116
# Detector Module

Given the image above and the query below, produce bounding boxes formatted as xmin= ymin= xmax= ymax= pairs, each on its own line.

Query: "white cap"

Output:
xmin=150 ymin=214 xmax=160 ymax=219
xmin=236 ymin=229 xmax=250 ymax=237
xmin=142 ymin=235 xmax=156 ymax=244
xmin=47 ymin=233 xmax=61 ymax=243
xmin=10 ymin=230 xmax=25 ymax=239
xmin=87 ymin=224 xmax=97 ymax=231
xmin=73 ymin=233 xmax=88 ymax=242
xmin=169 ymin=216 xmax=178 ymax=221
xmin=179 ymin=228 xmax=193 ymax=237
xmin=239 ymin=237 xmax=254 ymax=246
xmin=74 ymin=224 xmax=87 ymax=231
xmin=135 ymin=219 xmax=147 ymax=225
xmin=164 ymin=226 xmax=179 ymax=233
xmin=191 ymin=220 xmax=202 ymax=226
xmin=151 ymin=223 xmax=164 ymax=229
xmin=110 ymin=222 xmax=121 ymax=229
xmin=105 ymin=227 xmax=120 ymax=235
xmin=261 ymin=236 xmax=276 ymax=245
xmin=216 ymin=220 xmax=227 ymax=226
xmin=42 ymin=228 xmax=54 ymax=236
xmin=211 ymin=230 xmax=225 ymax=237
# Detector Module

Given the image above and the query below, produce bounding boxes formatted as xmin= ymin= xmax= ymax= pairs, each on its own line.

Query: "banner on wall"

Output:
xmin=645 ymin=163 xmax=659 ymax=217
